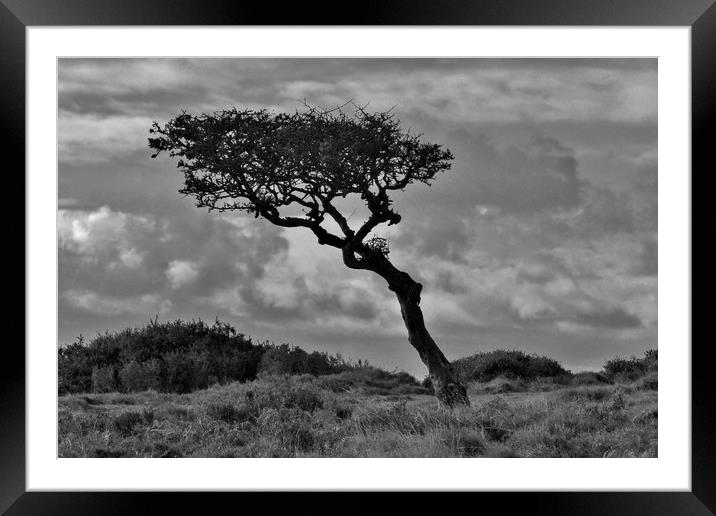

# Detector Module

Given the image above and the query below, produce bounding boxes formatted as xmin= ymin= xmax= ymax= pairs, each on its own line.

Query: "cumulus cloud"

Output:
xmin=116 ymin=247 xmax=144 ymax=269
xmin=58 ymin=205 xmax=156 ymax=266
xmin=166 ymin=260 xmax=200 ymax=288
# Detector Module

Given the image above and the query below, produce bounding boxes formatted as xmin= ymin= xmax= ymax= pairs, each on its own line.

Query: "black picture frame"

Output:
xmin=4 ymin=0 xmax=711 ymax=513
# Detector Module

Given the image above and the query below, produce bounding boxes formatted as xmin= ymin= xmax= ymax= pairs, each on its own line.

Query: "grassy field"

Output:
xmin=58 ymin=373 xmax=657 ymax=458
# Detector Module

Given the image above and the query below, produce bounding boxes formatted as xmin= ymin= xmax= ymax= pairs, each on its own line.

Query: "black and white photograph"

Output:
xmin=57 ymin=57 xmax=658 ymax=459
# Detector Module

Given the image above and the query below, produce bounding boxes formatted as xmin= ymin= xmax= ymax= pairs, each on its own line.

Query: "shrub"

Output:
xmin=258 ymin=344 xmax=355 ymax=377
xmin=91 ymin=365 xmax=116 ymax=393
xmin=258 ymin=345 xmax=304 ymax=376
xmin=58 ymin=339 xmax=94 ymax=394
xmin=58 ymin=318 xmax=366 ymax=395
xmin=59 ymin=318 xmax=263 ymax=395
xmin=119 ymin=359 xmax=161 ymax=392
xmin=453 ymin=350 xmax=568 ymax=383
xmin=483 ymin=376 xmax=525 ymax=394
xmin=642 ymin=349 xmax=658 ymax=371
xmin=603 ymin=349 xmax=657 ymax=381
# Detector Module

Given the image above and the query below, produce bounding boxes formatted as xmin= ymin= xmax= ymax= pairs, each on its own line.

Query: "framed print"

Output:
xmin=5 ymin=0 xmax=712 ymax=513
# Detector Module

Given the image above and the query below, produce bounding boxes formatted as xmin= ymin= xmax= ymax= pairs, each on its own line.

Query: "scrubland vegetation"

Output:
xmin=58 ymin=319 xmax=657 ymax=458
xmin=58 ymin=318 xmax=368 ymax=395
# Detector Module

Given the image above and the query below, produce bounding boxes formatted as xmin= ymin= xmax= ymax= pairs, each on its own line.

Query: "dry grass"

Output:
xmin=58 ymin=375 xmax=657 ymax=458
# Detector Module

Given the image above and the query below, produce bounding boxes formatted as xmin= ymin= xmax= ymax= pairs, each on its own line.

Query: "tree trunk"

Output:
xmin=389 ymin=274 xmax=470 ymax=408
xmin=343 ymin=246 xmax=469 ymax=408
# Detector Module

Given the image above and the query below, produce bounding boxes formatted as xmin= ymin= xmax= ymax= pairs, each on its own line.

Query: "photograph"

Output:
xmin=56 ymin=57 xmax=658 ymax=459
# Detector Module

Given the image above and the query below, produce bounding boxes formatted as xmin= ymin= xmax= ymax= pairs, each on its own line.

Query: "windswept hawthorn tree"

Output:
xmin=149 ymin=104 xmax=469 ymax=407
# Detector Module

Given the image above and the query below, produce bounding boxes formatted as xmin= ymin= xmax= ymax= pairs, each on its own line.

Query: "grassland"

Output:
xmin=58 ymin=373 xmax=657 ymax=458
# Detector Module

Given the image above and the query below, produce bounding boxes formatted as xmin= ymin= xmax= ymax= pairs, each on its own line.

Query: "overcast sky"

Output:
xmin=58 ymin=58 xmax=657 ymax=376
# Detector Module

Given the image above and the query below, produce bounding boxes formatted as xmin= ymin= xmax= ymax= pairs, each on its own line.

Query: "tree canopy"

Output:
xmin=149 ymin=104 xmax=454 ymax=260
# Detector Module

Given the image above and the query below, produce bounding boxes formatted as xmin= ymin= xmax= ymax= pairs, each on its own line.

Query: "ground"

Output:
xmin=58 ymin=375 xmax=657 ymax=458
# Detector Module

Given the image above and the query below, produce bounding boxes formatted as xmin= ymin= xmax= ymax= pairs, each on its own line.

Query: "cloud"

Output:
xmin=63 ymin=290 xmax=172 ymax=316
xmin=410 ymin=240 xmax=654 ymax=336
xmin=548 ymin=186 xmax=634 ymax=238
xmin=58 ymin=59 xmax=657 ymax=150
xmin=272 ymin=60 xmax=657 ymax=125
xmin=632 ymin=237 xmax=658 ymax=276
xmin=455 ymin=133 xmax=582 ymax=213
xmin=57 ymin=203 xmax=293 ymax=317
xmin=59 ymin=59 xmax=201 ymax=97
xmin=391 ymin=132 xmax=584 ymax=265
xmin=116 ymin=247 xmax=144 ymax=269
xmin=166 ymin=260 xmax=200 ymax=288
xmin=504 ymin=271 xmax=645 ymax=331
xmin=59 ymin=112 xmax=155 ymax=164
xmin=573 ymin=306 xmax=642 ymax=329
xmin=58 ymin=205 xmax=156 ymax=265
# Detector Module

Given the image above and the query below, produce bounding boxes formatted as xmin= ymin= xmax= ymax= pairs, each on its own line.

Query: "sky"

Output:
xmin=58 ymin=58 xmax=657 ymax=377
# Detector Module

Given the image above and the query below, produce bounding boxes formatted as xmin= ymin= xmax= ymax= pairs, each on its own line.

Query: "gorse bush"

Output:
xmin=603 ymin=349 xmax=657 ymax=381
xmin=259 ymin=344 xmax=350 ymax=377
xmin=59 ymin=318 xmax=260 ymax=394
xmin=58 ymin=318 xmax=369 ymax=395
xmin=91 ymin=365 xmax=116 ymax=393
xmin=453 ymin=349 xmax=569 ymax=383
xmin=119 ymin=360 xmax=161 ymax=392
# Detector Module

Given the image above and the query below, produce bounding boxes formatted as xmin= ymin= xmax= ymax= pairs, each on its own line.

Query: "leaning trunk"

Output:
xmin=390 ymin=276 xmax=469 ymax=408
xmin=343 ymin=246 xmax=469 ymax=408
